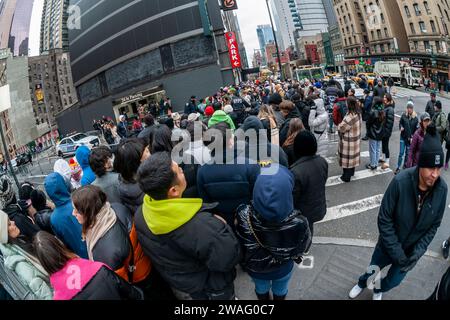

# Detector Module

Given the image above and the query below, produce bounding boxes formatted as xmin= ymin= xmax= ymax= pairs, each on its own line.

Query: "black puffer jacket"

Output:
xmin=73 ymin=266 xmax=143 ymax=300
xmin=236 ymin=203 xmax=310 ymax=279
xmin=367 ymin=107 xmax=385 ymax=141
xmin=399 ymin=113 xmax=419 ymax=143
xmin=91 ymin=205 xmax=130 ymax=271
xmin=135 ymin=203 xmax=241 ymax=300
xmin=34 ymin=209 xmax=53 ymax=234
xmin=383 ymin=104 xmax=395 ymax=138
xmin=4 ymin=204 xmax=40 ymax=239
xmin=118 ymin=177 xmax=144 ymax=215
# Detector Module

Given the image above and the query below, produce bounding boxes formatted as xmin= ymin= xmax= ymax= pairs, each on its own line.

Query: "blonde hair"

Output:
xmin=258 ymin=105 xmax=277 ymax=129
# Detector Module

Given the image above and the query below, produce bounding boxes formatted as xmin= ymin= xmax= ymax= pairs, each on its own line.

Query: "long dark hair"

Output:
xmin=71 ymin=185 xmax=107 ymax=236
xmin=283 ymin=118 xmax=305 ymax=147
xmin=149 ymin=124 xmax=173 ymax=154
xmin=373 ymin=97 xmax=385 ymax=123
xmin=33 ymin=231 xmax=77 ymax=275
xmin=347 ymin=96 xmax=359 ymax=115
xmin=114 ymin=138 xmax=147 ymax=183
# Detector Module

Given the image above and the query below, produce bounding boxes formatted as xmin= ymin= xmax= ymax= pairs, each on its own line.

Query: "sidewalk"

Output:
xmin=234 ymin=239 xmax=448 ymax=300
xmin=416 ymin=87 xmax=450 ymax=100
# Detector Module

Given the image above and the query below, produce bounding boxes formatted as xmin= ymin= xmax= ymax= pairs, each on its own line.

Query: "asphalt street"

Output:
xmin=316 ymin=86 xmax=450 ymax=256
xmin=14 ymin=86 xmax=450 ymax=255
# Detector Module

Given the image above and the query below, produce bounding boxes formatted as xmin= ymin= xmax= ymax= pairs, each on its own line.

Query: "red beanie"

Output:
xmin=205 ymin=106 xmax=214 ymax=117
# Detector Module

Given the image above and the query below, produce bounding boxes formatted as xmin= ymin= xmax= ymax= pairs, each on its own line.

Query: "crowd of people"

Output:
xmin=0 ymin=76 xmax=449 ymax=301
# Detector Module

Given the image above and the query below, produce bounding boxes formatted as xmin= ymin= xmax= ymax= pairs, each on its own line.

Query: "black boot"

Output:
xmin=256 ymin=292 xmax=271 ymax=300
xmin=273 ymin=294 xmax=287 ymax=300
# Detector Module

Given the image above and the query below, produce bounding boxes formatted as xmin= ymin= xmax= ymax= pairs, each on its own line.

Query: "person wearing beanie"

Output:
xmin=290 ymin=130 xmax=328 ymax=238
xmin=236 ymin=165 xmax=311 ymax=300
xmin=432 ymin=100 xmax=447 ymax=144
xmin=349 ymin=131 xmax=447 ymax=300
xmin=0 ymin=175 xmax=40 ymax=239
xmin=395 ymin=100 xmax=418 ymax=175
xmin=268 ymin=93 xmax=285 ymax=127
xmin=241 ymin=116 xmax=288 ymax=168
xmin=204 ymin=106 xmax=214 ymax=117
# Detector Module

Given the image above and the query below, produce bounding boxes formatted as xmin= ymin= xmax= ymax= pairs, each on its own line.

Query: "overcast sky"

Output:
xmin=234 ymin=0 xmax=272 ymax=62
xmin=25 ymin=0 xmax=271 ymax=59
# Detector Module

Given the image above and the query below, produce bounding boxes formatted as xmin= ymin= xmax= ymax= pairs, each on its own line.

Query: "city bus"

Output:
xmin=294 ymin=66 xmax=326 ymax=82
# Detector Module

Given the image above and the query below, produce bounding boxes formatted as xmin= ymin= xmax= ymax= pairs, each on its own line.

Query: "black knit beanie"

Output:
xmin=294 ymin=130 xmax=317 ymax=159
xmin=418 ymin=133 xmax=444 ymax=168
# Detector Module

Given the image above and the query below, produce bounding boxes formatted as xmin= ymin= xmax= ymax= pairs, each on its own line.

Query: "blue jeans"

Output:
xmin=369 ymin=139 xmax=382 ymax=167
xmin=252 ymin=270 xmax=293 ymax=297
xmin=358 ymin=245 xmax=408 ymax=293
xmin=397 ymin=138 xmax=410 ymax=169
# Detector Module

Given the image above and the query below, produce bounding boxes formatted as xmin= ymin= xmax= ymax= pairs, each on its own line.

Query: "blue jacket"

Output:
xmin=76 ymin=146 xmax=96 ymax=186
xmin=45 ymin=173 xmax=88 ymax=258
xmin=197 ymin=150 xmax=260 ymax=226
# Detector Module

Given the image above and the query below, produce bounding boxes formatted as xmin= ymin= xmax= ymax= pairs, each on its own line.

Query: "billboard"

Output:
xmin=225 ymin=32 xmax=242 ymax=69
xmin=220 ymin=0 xmax=238 ymax=11
xmin=35 ymin=84 xmax=44 ymax=103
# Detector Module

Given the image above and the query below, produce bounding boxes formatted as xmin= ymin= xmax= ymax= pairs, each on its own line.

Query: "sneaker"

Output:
xmin=442 ymin=239 xmax=450 ymax=260
xmin=394 ymin=168 xmax=400 ymax=175
xmin=373 ymin=292 xmax=383 ymax=300
xmin=349 ymin=284 xmax=364 ymax=299
xmin=362 ymin=136 xmax=369 ymax=141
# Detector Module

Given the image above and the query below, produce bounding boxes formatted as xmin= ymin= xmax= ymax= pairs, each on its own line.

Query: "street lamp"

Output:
xmin=265 ymin=0 xmax=284 ymax=80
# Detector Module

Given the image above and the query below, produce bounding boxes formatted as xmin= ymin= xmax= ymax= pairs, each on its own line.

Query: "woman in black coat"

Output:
xmin=33 ymin=231 xmax=143 ymax=300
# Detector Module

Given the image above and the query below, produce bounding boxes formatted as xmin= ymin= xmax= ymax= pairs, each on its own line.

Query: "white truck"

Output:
xmin=374 ymin=61 xmax=422 ymax=88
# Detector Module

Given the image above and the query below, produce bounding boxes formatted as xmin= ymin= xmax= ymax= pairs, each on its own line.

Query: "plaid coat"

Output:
xmin=338 ymin=112 xmax=361 ymax=169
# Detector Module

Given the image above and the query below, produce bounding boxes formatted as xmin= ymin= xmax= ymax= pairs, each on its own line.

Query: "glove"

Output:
xmin=399 ymin=253 xmax=420 ymax=273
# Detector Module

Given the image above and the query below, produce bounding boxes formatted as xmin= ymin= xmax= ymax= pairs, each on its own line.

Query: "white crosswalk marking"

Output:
xmin=391 ymin=87 xmax=429 ymax=99
xmin=326 ymin=168 xmax=392 ymax=187
xmin=320 ymin=194 xmax=384 ymax=224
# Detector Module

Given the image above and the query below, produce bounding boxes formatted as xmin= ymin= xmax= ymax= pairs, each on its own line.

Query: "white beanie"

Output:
xmin=224 ymin=105 xmax=234 ymax=114
xmin=0 ymin=210 xmax=8 ymax=244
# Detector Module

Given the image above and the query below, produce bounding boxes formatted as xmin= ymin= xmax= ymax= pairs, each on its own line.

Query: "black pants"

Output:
xmin=382 ymin=136 xmax=390 ymax=159
xmin=341 ymin=168 xmax=355 ymax=182
xmin=446 ymin=142 xmax=450 ymax=164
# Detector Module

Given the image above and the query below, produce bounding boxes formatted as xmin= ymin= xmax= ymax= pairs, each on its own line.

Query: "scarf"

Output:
xmin=85 ymin=202 xmax=117 ymax=261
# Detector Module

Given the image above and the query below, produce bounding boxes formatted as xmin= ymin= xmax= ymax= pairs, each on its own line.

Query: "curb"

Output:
xmin=312 ymin=237 xmax=442 ymax=259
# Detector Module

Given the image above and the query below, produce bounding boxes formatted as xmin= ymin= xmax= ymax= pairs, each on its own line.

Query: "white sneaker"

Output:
xmin=349 ymin=284 xmax=364 ymax=299
xmin=373 ymin=292 xmax=383 ymax=300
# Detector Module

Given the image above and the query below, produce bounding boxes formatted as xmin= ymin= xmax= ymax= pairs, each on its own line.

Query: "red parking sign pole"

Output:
xmin=225 ymin=32 xmax=242 ymax=69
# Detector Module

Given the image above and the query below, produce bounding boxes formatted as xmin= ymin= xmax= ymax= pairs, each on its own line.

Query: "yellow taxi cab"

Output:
xmin=352 ymin=73 xmax=377 ymax=89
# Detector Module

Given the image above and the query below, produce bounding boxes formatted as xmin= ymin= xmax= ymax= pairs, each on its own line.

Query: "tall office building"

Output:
xmin=8 ymin=0 xmax=34 ymax=56
xmin=256 ymin=24 xmax=275 ymax=65
xmin=40 ymin=0 xmax=70 ymax=53
xmin=322 ymin=0 xmax=338 ymax=27
xmin=270 ymin=0 xmax=299 ymax=50
xmin=0 ymin=0 xmax=17 ymax=50
xmin=295 ymin=0 xmax=329 ymax=37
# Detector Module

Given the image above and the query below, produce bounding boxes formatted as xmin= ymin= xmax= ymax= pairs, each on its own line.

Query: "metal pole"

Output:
xmin=0 ymin=65 xmax=20 ymax=188
xmin=265 ymin=0 xmax=284 ymax=80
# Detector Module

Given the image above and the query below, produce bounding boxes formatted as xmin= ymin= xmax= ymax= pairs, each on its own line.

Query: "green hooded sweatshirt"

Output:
xmin=208 ymin=110 xmax=236 ymax=130
xmin=142 ymin=195 xmax=203 ymax=235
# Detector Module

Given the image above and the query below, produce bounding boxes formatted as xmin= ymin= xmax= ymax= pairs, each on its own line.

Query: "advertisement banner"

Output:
xmin=0 ymin=84 xmax=11 ymax=113
xmin=35 ymin=84 xmax=44 ymax=103
xmin=225 ymin=32 xmax=242 ymax=69
xmin=220 ymin=0 xmax=238 ymax=11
